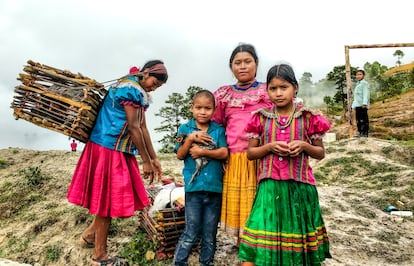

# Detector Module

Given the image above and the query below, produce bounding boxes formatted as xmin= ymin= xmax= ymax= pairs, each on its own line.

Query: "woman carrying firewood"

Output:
xmin=67 ymin=60 xmax=168 ymax=266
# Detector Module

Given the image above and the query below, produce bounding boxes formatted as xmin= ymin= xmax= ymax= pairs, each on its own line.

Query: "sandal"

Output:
xmin=79 ymin=235 xmax=95 ymax=248
xmin=225 ymin=245 xmax=239 ymax=254
xmin=91 ymin=256 xmax=129 ymax=266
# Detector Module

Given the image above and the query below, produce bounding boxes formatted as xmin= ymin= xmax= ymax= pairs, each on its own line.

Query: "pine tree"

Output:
xmin=154 ymin=86 xmax=204 ymax=153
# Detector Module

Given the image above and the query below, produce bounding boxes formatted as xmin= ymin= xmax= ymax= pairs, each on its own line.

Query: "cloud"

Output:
xmin=1 ymin=0 xmax=413 ymax=150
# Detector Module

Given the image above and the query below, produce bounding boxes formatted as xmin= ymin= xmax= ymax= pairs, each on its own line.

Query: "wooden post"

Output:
xmin=344 ymin=42 xmax=414 ymax=139
xmin=344 ymin=45 xmax=353 ymax=138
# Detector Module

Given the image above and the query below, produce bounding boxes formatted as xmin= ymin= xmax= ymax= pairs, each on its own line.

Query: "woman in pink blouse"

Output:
xmin=239 ymin=64 xmax=332 ymax=265
xmin=212 ymin=43 xmax=272 ymax=253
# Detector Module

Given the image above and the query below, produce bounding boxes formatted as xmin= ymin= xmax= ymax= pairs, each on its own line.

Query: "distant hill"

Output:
xmin=383 ymin=63 xmax=414 ymax=76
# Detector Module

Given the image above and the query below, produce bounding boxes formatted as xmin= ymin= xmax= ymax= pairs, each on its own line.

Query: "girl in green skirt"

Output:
xmin=239 ymin=64 xmax=332 ymax=265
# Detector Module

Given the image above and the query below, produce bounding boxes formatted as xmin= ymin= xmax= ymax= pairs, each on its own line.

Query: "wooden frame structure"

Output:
xmin=344 ymin=42 xmax=414 ymax=137
xmin=11 ymin=60 xmax=107 ymax=143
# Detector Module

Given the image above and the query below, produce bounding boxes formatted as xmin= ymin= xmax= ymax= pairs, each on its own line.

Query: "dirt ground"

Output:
xmin=1 ymin=90 xmax=413 ymax=266
xmin=0 ymin=136 xmax=413 ymax=266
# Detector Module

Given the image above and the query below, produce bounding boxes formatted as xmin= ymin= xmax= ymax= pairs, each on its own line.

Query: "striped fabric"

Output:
xmin=113 ymin=107 xmax=145 ymax=153
xmin=220 ymin=152 xmax=257 ymax=237
xmin=239 ymin=179 xmax=331 ymax=265
xmin=258 ymin=112 xmax=313 ymax=184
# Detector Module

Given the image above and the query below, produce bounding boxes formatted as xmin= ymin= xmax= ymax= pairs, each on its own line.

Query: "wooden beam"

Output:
xmin=346 ymin=43 xmax=414 ymax=49
xmin=344 ymin=42 xmax=414 ymax=138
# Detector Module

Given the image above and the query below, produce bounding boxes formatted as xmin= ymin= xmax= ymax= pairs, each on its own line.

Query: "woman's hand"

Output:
xmin=141 ymin=160 xmax=153 ymax=182
xmin=151 ymin=158 xmax=162 ymax=183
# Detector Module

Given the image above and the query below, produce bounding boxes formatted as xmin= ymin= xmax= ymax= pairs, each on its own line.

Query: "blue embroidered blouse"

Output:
xmin=89 ymin=76 xmax=149 ymax=155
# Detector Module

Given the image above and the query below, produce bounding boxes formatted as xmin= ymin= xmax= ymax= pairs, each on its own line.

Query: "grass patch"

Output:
xmin=121 ymin=229 xmax=171 ymax=265
xmin=374 ymin=230 xmax=400 ymax=244
xmin=6 ymin=235 xmax=30 ymax=253
xmin=46 ymin=244 xmax=62 ymax=262
xmin=354 ymin=206 xmax=377 ymax=219
xmin=381 ymin=146 xmax=395 ymax=155
xmin=0 ymin=159 xmax=7 ymax=169
xmin=367 ymin=162 xmax=402 ymax=176
xmin=346 ymin=149 xmax=372 ymax=155
xmin=19 ymin=166 xmax=49 ymax=186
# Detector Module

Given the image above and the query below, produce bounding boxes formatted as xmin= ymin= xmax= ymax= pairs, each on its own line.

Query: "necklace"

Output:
xmin=233 ymin=80 xmax=258 ymax=91
xmin=275 ymin=104 xmax=296 ymax=129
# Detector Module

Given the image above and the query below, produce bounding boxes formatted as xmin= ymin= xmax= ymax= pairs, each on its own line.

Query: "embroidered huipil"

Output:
xmin=211 ymin=81 xmax=272 ymax=153
xmin=245 ymin=104 xmax=330 ymax=185
xmin=89 ymin=77 xmax=150 ymax=155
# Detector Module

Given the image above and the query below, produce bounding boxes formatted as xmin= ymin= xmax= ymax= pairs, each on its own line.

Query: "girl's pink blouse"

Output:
xmin=212 ymin=83 xmax=272 ymax=153
xmin=245 ymin=107 xmax=330 ymax=185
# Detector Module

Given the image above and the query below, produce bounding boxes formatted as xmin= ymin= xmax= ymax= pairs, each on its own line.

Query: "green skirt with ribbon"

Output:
xmin=239 ymin=179 xmax=331 ymax=265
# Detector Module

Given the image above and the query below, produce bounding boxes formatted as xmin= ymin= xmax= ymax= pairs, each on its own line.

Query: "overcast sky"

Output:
xmin=1 ymin=0 xmax=413 ymax=151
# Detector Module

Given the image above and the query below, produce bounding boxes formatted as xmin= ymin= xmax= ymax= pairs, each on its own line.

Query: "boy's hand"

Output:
xmin=189 ymin=144 xmax=203 ymax=159
xmin=192 ymin=131 xmax=212 ymax=145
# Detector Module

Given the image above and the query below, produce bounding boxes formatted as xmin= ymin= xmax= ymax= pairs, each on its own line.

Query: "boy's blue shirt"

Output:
xmin=174 ymin=118 xmax=227 ymax=193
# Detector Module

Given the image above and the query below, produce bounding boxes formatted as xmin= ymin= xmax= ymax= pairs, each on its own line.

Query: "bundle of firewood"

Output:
xmin=10 ymin=60 xmax=107 ymax=143
xmin=138 ymin=186 xmax=185 ymax=260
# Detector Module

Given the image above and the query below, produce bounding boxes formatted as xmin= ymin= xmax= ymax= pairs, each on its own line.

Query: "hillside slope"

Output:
xmin=330 ymin=90 xmax=414 ymax=141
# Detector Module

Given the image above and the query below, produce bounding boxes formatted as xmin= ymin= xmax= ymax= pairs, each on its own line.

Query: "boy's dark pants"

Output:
xmin=174 ymin=191 xmax=222 ymax=266
xmin=355 ymin=106 xmax=369 ymax=136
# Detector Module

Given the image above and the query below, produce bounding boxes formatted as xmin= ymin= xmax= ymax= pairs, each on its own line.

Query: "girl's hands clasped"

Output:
xmin=268 ymin=141 xmax=290 ymax=157
xmin=268 ymin=140 xmax=305 ymax=157
xmin=287 ymin=140 xmax=305 ymax=157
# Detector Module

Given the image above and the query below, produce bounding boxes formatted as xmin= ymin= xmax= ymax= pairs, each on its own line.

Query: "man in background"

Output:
xmin=351 ymin=70 xmax=370 ymax=137
xmin=70 ymin=140 xmax=78 ymax=152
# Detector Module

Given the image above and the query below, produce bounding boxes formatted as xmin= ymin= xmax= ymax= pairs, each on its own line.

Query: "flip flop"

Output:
xmin=79 ymin=235 xmax=95 ymax=248
xmin=91 ymin=256 xmax=129 ymax=266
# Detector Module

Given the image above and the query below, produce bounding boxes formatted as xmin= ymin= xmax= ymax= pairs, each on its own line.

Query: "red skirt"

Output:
xmin=67 ymin=141 xmax=150 ymax=218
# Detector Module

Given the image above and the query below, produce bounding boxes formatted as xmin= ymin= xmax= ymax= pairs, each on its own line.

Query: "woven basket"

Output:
xmin=138 ymin=186 xmax=185 ymax=259
xmin=10 ymin=60 xmax=107 ymax=143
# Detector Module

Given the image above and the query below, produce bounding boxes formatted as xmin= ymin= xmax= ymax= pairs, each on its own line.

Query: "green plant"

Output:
xmin=6 ymin=236 xmax=30 ymax=253
xmin=0 ymin=159 xmax=7 ymax=169
xmin=19 ymin=166 xmax=48 ymax=186
xmin=1 ymin=181 xmax=12 ymax=190
xmin=367 ymin=162 xmax=401 ymax=176
xmin=381 ymin=146 xmax=395 ymax=155
xmin=121 ymin=229 xmax=170 ymax=265
xmin=109 ymin=218 xmax=122 ymax=236
xmin=46 ymin=244 xmax=62 ymax=262
xmin=354 ymin=206 xmax=377 ymax=219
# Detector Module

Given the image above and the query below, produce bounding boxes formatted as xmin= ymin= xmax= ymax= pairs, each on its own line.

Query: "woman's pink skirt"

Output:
xmin=67 ymin=141 xmax=150 ymax=218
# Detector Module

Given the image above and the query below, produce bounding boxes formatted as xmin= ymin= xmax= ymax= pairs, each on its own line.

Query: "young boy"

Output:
xmin=173 ymin=90 xmax=228 ymax=266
